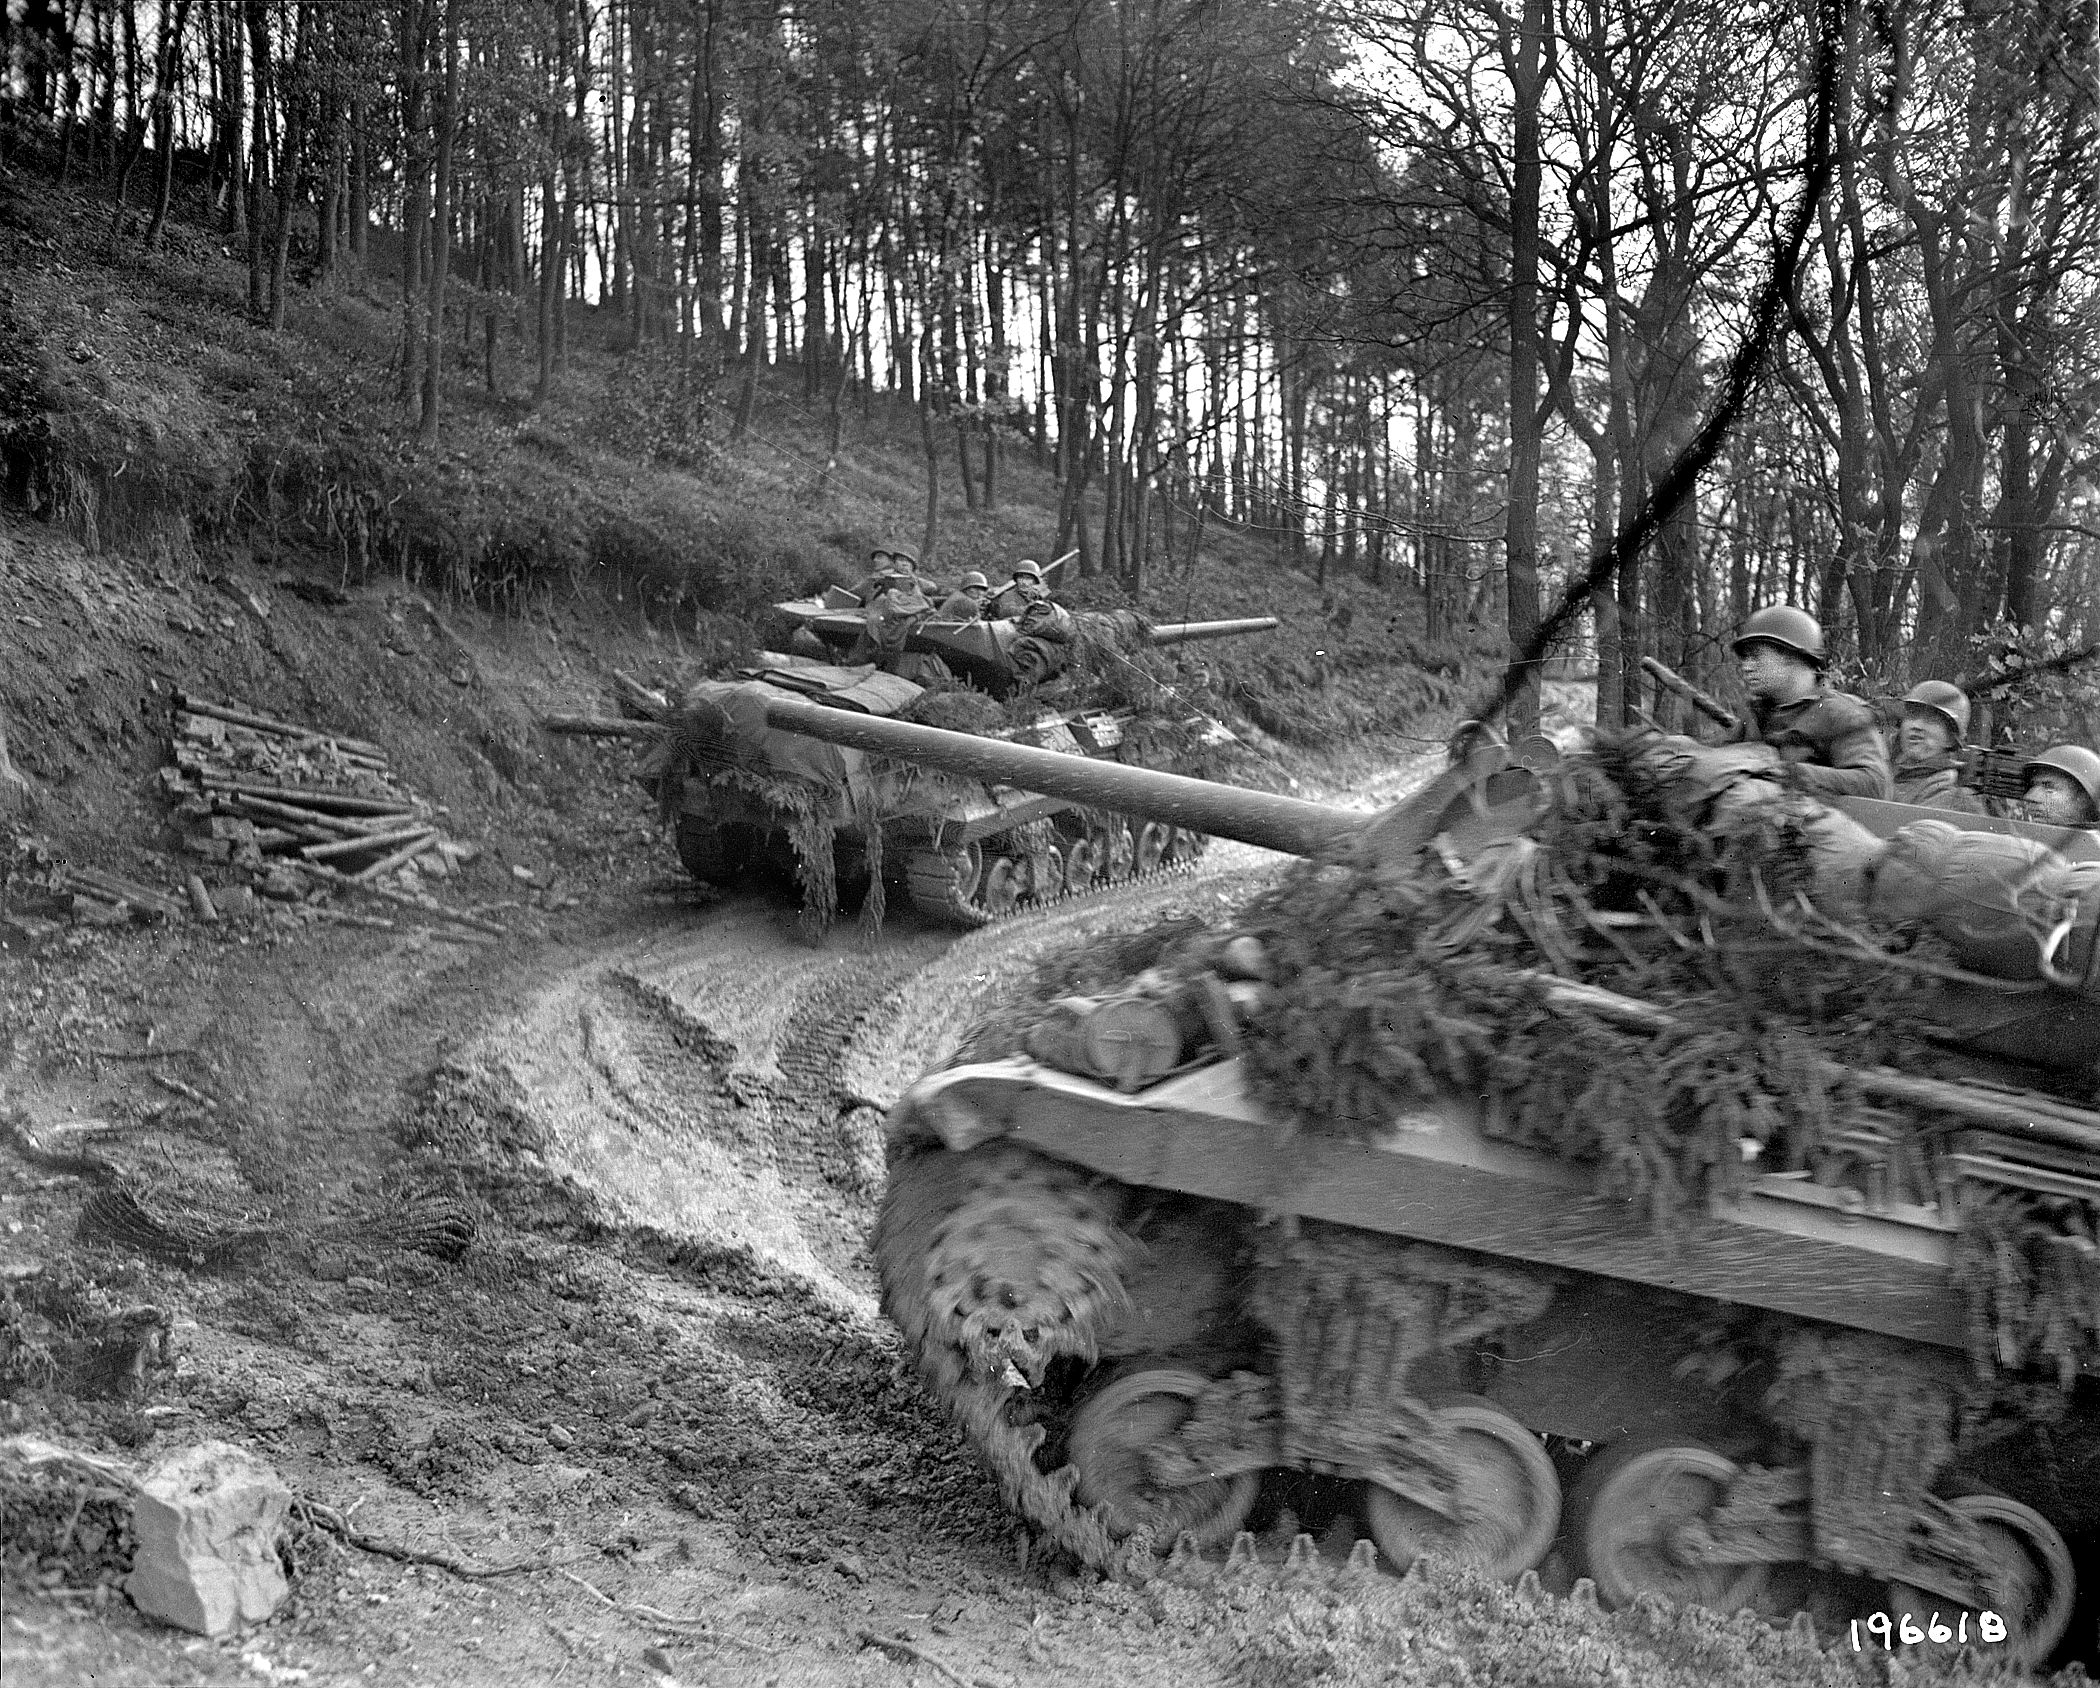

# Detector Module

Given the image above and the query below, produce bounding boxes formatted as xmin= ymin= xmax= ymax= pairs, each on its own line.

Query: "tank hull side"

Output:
xmin=893 ymin=1059 xmax=1970 ymax=1352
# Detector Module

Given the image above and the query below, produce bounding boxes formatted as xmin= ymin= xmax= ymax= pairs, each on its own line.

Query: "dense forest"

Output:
xmin=2 ymin=0 xmax=2096 ymax=731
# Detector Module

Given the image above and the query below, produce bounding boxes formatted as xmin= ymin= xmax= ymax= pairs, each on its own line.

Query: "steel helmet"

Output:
xmin=1902 ymin=679 xmax=1970 ymax=742
xmin=2026 ymin=745 xmax=2100 ymax=812
xmin=1010 ymin=560 xmax=1044 ymax=582
xmin=958 ymin=571 xmax=989 ymax=591
xmin=1732 ymin=605 xmax=1826 ymax=667
xmin=875 ymin=542 xmax=919 ymax=570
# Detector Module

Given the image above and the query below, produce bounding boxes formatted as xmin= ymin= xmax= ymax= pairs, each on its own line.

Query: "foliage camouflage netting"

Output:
xmin=963 ymin=734 xmax=2100 ymax=1384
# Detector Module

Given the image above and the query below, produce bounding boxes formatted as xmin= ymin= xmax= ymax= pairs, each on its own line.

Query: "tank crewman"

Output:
xmin=1727 ymin=605 xmax=1893 ymax=799
xmin=937 ymin=570 xmax=992 ymax=620
xmin=848 ymin=543 xmax=932 ymax=605
xmin=1891 ymin=680 xmax=1983 ymax=813
xmin=986 ymin=559 xmax=1051 ymax=621
xmin=2023 ymin=745 xmax=2100 ymax=830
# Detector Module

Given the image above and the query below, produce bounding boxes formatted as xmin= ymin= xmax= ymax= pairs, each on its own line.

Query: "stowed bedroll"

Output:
xmin=765 ymin=707 xmax=2100 ymax=1664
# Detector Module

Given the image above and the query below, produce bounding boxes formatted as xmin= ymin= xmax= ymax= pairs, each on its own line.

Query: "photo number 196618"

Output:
xmin=1851 ymin=1612 xmax=2008 ymax=1651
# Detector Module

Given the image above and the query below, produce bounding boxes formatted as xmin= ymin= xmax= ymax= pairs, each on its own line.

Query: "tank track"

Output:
xmin=874 ymin=1139 xmax=1134 ymax=1568
xmin=875 ymin=1139 xmax=1383 ymax=1588
xmin=877 ymin=1141 xmax=2082 ymax=1654
xmin=901 ymin=831 xmax=1208 ymax=929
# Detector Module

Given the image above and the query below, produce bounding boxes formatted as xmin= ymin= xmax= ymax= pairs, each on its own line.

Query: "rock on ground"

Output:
xmin=124 ymin=1441 xmax=292 ymax=1636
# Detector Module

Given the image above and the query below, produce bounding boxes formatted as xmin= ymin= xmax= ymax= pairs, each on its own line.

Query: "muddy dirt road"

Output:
xmin=0 ymin=778 xmax=1953 ymax=1687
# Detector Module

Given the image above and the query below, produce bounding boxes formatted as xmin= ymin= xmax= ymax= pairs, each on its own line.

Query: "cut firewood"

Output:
xmin=349 ymin=832 xmax=439 ymax=883
xmin=200 ymin=778 xmax=415 ymax=817
xmin=185 ymin=875 xmax=219 ymax=922
xmin=176 ymin=712 xmax=390 ymax=773
xmin=222 ymin=793 xmax=379 ymax=837
xmin=63 ymin=867 xmax=185 ymax=918
xmin=174 ymin=692 xmax=387 ymax=760
xmin=300 ymin=825 xmax=434 ymax=864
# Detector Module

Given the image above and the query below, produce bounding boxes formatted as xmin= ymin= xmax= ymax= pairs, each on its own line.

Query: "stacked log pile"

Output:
xmin=152 ymin=694 xmax=493 ymax=937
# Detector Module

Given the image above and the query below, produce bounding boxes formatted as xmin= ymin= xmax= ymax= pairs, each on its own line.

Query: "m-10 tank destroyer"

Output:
xmin=762 ymin=697 xmax=2100 ymax=1666
xmin=636 ymin=613 xmax=1275 ymax=929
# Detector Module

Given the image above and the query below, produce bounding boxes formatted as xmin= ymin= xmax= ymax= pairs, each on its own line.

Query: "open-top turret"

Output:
xmin=772 ymin=587 xmax=1278 ymax=695
xmin=764 ymin=698 xmax=2100 ymax=1664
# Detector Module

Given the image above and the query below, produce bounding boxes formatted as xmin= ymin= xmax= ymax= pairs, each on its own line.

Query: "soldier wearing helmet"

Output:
xmin=1727 ymin=605 xmax=1892 ymax=800
xmin=937 ymin=570 xmax=993 ymax=621
xmin=988 ymin=559 xmax=1051 ymax=621
xmin=850 ymin=543 xmax=932 ymax=606
xmin=2023 ymin=745 xmax=2100 ymax=830
xmin=1891 ymin=680 xmax=1983 ymax=813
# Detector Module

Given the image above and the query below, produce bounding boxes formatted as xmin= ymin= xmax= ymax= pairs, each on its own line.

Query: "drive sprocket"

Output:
xmin=875 ymin=1139 xmax=1139 ymax=1569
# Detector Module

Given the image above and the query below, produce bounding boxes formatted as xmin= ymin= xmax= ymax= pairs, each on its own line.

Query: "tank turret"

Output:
xmin=771 ymin=699 xmax=2100 ymax=1661
xmin=769 ymin=601 xmax=1279 ymax=695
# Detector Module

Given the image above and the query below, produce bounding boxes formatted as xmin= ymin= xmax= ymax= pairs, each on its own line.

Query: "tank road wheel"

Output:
xmin=1164 ymin=827 xmax=1206 ymax=865
xmin=1027 ymin=846 xmax=1065 ymax=904
xmin=1363 ymin=1400 xmax=1562 ymax=1581
xmin=904 ymin=841 xmax=986 ymax=925
xmin=1886 ymin=1494 xmax=2075 ymax=1669
xmin=674 ymin=817 xmax=736 ymax=884
xmin=1067 ymin=1369 xmax=1261 ymax=1554
xmin=1567 ymin=1442 xmax=1773 ymax=1613
xmin=979 ymin=856 xmax=1022 ymax=916
xmin=1103 ymin=824 xmax=1137 ymax=883
xmin=1062 ymin=839 xmax=1099 ymax=895
xmin=1134 ymin=821 xmax=1172 ymax=875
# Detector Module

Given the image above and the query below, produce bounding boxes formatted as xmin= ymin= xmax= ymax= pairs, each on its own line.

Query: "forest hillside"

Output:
xmin=0 ymin=145 xmax=1496 ymax=881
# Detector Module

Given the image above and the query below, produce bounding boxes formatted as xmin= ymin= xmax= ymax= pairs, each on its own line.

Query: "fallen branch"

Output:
xmin=148 ymin=1072 xmax=218 ymax=1111
xmin=856 ymin=1630 xmax=973 ymax=1688
xmin=302 ymin=863 xmax=506 ymax=936
xmin=1957 ymin=642 xmax=2100 ymax=697
xmin=611 ymin=671 xmax=670 ymax=719
xmin=298 ymin=1500 xmax=555 ymax=1579
xmin=305 ymin=907 xmax=398 ymax=932
xmin=558 ymin=1569 xmax=782 ymax=1654
xmin=3 ymin=1117 xmax=120 ymax=1182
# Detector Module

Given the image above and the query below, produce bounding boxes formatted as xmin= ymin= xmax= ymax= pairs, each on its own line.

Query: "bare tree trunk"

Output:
xmin=919 ymin=394 xmax=942 ymax=570
xmin=418 ymin=0 xmax=460 ymax=439
xmin=1498 ymin=0 xmax=1549 ymax=737
xmin=266 ymin=1 xmax=311 ymax=329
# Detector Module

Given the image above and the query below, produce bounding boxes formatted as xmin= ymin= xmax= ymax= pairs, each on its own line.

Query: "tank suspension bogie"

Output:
xmin=1066 ymin=1369 xmax=1263 ymax=1552
xmin=898 ymin=812 xmax=1213 ymax=928
xmin=1885 ymin=1493 xmax=2076 ymax=1669
xmin=880 ymin=1140 xmax=2090 ymax=1651
xmin=1361 ymin=1397 xmax=1562 ymax=1581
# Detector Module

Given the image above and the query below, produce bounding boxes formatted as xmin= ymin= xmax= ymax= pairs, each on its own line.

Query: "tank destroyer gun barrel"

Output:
xmin=760 ymin=694 xmax=1361 ymax=859
xmin=1141 ymin=616 xmax=1279 ymax=645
